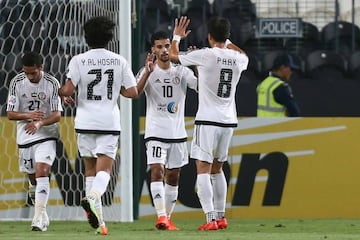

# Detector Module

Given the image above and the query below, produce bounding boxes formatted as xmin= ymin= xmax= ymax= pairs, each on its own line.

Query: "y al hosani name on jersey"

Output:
xmin=81 ymin=58 xmax=122 ymax=66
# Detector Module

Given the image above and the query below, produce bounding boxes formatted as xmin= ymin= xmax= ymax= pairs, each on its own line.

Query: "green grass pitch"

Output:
xmin=1 ymin=219 xmax=360 ymax=240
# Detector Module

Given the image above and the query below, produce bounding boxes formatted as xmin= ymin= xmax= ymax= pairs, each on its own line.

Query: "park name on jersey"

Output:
xmin=217 ymin=57 xmax=237 ymax=66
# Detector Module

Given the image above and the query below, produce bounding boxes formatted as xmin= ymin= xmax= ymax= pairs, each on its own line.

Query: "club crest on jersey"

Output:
xmin=167 ymin=101 xmax=178 ymax=113
xmin=172 ymin=76 xmax=180 ymax=85
xmin=38 ymin=92 xmax=46 ymax=100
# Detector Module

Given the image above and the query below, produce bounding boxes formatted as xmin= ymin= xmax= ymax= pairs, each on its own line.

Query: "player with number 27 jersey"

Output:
xmin=178 ymin=48 xmax=248 ymax=126
xmin=66 ymin=48 xmax=137 ymax=133
xmin=7 ymin=72 xmax=62 ymax=146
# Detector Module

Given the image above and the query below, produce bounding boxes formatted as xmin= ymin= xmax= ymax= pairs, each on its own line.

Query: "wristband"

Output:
xmin=225 ymin=39 xmax=232 ymax=47
xmin=172 ymin=35 xmax=181 ymax=42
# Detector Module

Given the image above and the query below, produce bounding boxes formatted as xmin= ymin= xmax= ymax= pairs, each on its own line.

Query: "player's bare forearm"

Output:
xmin=120 ymin=86 xmax=138 ymax=98
xmin=226 ymin=42 xmax=247 ymax=55
xmin=169 ymin=40 xmax=180 ymax=63
xmin=7 ymin=111 xmax=44 ymax=121
xmin=59 ymin=79 xmax=76 ymax=96
xmin=136 ymin=70 xmax=150 ymax=96
xmin=39 ymin=111 xmax=61 ymax=126
xmin=24 ymin=111 xmax=61 ymax=134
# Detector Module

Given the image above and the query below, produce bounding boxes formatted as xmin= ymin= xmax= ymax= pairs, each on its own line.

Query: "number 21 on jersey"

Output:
xmin=87 ymin=69 xmax=114 ymax=100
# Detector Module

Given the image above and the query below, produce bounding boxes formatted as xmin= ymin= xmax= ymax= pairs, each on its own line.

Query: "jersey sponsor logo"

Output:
xmin=7 ymin=95 xmax=16 ymax=105
xmin=167 ymin=101 xmax=178 ymax=113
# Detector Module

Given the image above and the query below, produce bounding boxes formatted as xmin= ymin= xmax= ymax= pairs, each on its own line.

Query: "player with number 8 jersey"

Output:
xmin=169 ymin=16 xmax=248 ymax=230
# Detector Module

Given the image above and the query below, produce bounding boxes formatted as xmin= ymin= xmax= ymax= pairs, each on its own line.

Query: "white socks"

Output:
xmin=91 ymin=171 xmax=110 ymax=196
xmin=35 ymin=177 xmax=50 ymax=205
xmin=34 ymin=177 xmax=50 ymax=219
xmin=165 ymin=183 xmax=178 ymax=219
xmin=211 ymin=172 xmax=227 ymax=219
xmin=85 ymin=176 xmax=94 ymax=195
xmin=150 ymin=181 xmax=166 ymax=217
xmin=196 ymin=173 xmax=215 ymax=222
xmin=87 ymin=171 xmax=110 ymax=225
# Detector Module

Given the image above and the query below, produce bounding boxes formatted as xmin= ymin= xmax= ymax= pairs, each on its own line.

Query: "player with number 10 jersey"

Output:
xmin=138 ymin=64 xmax=197 ymax=141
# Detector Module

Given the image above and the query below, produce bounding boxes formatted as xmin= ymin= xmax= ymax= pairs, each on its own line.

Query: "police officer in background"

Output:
xmin=257 ymin=54 xmax=300 ymax=117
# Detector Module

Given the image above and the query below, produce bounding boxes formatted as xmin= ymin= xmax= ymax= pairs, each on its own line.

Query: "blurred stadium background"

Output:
xmin=1 ymin=0 xmax=360 ymax=222
xmin=1 ymin=0 xmax=360 ymax=116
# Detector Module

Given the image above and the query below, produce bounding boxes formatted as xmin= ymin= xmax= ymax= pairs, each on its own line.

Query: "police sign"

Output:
xmin=256 ymin=18 xmax=303 ymax=38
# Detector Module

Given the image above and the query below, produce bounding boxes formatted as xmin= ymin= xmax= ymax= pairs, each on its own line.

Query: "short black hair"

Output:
xmin=84 ymin=16 xmax=115 ymax=48
xmin=150 ymin=31 xmax=169 ymax=46
xmin=21 ymin=52 xmax=43 ymax=67
xmin=208 ymin=16 xmax=231 ymax=42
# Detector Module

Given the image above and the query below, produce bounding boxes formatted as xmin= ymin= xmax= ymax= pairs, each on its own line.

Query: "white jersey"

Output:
xmin=7 ymin=72 xmax=62 ymax=146
xmin=137 ymin=64 xmax=197 ymax=141
xmin=66 ymin=48 xmax=137 ymax=133
xmin=179 ymin=47 xmax=248 ymax=127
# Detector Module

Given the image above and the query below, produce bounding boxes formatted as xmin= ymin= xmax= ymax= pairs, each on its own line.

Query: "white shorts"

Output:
xmin=77 ymin=133 xmax=119 ymax=160
xmin=145 ymin=140 xmax=189 ymax=169
xmin=19 ymin=140 xmax=56 ymax=174
xmin=190 ymin=125 xmax=234 ymax=163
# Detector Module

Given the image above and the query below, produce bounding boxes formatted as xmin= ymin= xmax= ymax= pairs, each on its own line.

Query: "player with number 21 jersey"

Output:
xmin=66 ymin=48 xmax=137 ymax=133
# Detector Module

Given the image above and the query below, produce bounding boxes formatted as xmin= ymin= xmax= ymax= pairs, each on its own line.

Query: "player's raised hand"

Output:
xmin=173 ymin=16 xmax=191 ymax=39
xmin=145 ymin=53 xmax=156 ymax=73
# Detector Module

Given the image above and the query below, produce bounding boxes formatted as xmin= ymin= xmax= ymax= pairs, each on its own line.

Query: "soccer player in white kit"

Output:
xmin=169 ymin=16 xmax=249 ymax=230
xmin=7 ymin=52 xmax=63 ymax=232
xmin=58 ymin=16 xmax=138 ymax=235
xmin=136 ymin=31 xmax=197 ymax=230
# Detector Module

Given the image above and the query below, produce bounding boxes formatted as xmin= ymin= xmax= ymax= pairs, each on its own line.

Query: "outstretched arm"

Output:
xmin=120 ymin=86 xmax=138 ymax=98
xmin=225 ymin=39 xmax=247 ymax=55
xmin=169 ymin=16 xmax=191 ymax=63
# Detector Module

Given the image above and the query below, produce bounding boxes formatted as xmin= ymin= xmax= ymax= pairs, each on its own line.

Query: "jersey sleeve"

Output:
xmin=50 ymin=78 xmax=63 ymax=112
xmin=66 ymin=56 xmax=81 ymax=86
xmin=178 ymin=49 xmax=207 ymax=67
xmin=121 ymin=61 xmax=137 ymax=89
xmin=135 ymin=67 xmax=150 ymax=92
xmin=183 ymin=67 xmax=198 ymax=91
xmin=6 ymin=77 xmax=20 ymax=112
xmin=239 ymin=53 xmax=250 ymax=72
